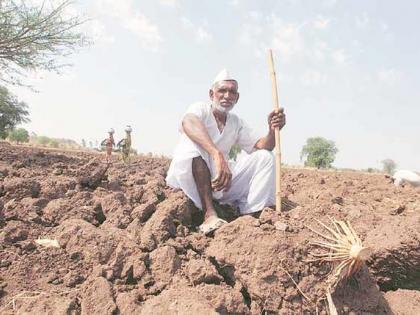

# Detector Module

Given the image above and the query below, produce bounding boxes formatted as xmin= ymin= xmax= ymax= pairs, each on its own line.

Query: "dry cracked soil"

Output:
xmin=0 ymin=141 xmax=419 ymax=314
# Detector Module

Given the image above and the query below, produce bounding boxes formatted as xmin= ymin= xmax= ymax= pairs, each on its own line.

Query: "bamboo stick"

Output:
xmin=268 ymin=49 xmax=282 ymax=212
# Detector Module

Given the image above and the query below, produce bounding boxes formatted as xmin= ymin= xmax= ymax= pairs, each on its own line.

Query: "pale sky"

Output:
xmin=11 ymin=0 xmax=420 ymax=171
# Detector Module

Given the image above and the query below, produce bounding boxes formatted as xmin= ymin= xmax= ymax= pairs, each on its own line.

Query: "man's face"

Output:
xmin=209 ymin=80 xmax=240 ymax=112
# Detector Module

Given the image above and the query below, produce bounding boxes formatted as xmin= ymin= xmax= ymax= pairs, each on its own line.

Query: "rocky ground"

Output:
xmin=0 ymin=141 xmax=419 ymax=314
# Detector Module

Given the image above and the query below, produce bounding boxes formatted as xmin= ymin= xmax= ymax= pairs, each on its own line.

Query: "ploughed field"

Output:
xmin=0 ymin=141 xmax=419 ymax=314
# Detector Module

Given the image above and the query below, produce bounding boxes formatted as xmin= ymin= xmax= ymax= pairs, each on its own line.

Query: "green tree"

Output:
xmin=7 ymin=127 xmax=29 ymax=143
xmin=300 ymin=137 xmax=338 ymax=169
xmin=49 ymin=139 xmax=59 ymax=148
xmin=0 ymin=0 xmax=88 ymax=86
xmin=81 ymin=139 xmax=86 ymax=147
xmin=0 ymin=86 xmax=29 ymax=138
xmin=37 ymin=135 xmax=50 ymax=146
xmin=381 ymin=159 xmax=397 ymax=175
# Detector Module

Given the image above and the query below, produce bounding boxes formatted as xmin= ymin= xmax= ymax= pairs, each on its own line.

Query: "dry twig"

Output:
xmin=279 ymin=260 xmax=314 ymax=305
xmin=0 ymin=288 xmax=79 ymax=312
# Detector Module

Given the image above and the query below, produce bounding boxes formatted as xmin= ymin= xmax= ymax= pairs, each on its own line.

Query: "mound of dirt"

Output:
xmin=0 ymin=142 xmax=419 ymax=314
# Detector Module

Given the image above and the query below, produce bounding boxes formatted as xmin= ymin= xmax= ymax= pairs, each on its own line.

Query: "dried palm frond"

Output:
xmin=307 ymin=217 xmax=371 ymax=288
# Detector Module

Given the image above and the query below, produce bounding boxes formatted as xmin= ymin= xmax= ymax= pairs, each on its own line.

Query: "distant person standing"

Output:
xmin=118 ymin=125 xmax=132 ymax=163
xmin=101 ymin=128 xmax=115 ymax=163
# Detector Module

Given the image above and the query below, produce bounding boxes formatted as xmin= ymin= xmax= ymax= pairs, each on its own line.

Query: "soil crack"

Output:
xmin=209 ymin=256 xmax=236 ymax=287
xmin=240 ymin=285 xmax=252 ymax=309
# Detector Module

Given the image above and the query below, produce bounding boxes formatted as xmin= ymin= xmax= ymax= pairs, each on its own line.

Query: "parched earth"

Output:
xmin=0 ymin=141 xmax=419 ymax=314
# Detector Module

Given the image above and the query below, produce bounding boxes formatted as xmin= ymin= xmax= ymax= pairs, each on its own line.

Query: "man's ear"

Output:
xmin=209 ymin=89 xmax=214 ymax=100
xmin=235 ymin=93 xmax=240 ymax=104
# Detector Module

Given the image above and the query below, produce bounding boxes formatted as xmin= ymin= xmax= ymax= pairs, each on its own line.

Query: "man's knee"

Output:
xmin=192 ymin=156 xmax=208 ymax=171
xmin=253 ymin=149 xmax=274 ymax=166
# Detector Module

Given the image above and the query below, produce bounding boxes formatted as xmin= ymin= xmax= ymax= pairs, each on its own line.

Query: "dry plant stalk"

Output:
xmin=326 ymin=289 xmax=338 ymax=315
xmin=307 ymin=217 xmax=371 ymax=289
xmin=0 ymin=290 xmax=47 ymax=312
xmin=279 ymin=260 xmax=314 ymax=305
xmin=0 ymin=289 xmax=79 ymax=312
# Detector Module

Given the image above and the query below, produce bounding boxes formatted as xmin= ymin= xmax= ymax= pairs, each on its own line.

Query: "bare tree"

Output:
xmin=0 ymin=0 xmax=88 ymax=86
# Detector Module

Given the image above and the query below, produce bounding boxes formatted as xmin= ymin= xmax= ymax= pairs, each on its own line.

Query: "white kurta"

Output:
xmin=166 ymin=102 xmax=275 ymax=214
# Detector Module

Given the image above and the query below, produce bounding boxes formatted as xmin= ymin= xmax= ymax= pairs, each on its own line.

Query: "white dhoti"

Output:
xmin=166 ymin=149 xmax=275 ymax=214
xmin=218 ymin=150 xmax=275 ymax=214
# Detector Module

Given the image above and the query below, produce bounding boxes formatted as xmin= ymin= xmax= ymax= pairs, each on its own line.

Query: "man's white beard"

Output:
xmin=212 ymin=101 xmax=234 ymax=113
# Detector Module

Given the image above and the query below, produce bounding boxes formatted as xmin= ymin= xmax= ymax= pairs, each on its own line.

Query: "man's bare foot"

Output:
xmin=199 ymin=215 xmax=227 ymax=235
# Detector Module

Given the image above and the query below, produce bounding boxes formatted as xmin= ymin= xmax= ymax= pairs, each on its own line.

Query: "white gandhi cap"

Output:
xmin=212 ymin=69 xmax=237 ymax=85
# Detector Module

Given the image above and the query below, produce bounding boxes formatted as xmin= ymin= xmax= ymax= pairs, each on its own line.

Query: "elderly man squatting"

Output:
xmin=166 ymin=69 xmax=286 ymax=234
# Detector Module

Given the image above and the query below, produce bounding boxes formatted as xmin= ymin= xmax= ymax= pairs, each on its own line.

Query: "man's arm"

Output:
xmin=254 ymin=130 xmax=276 ymax=151
xmin=182 ymin=114 xmax=220 ymax=157
xmin=254 ymin=108 xmax=286 ymax=151
xmin=182 ymin=114 xmax=232 ymax=191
